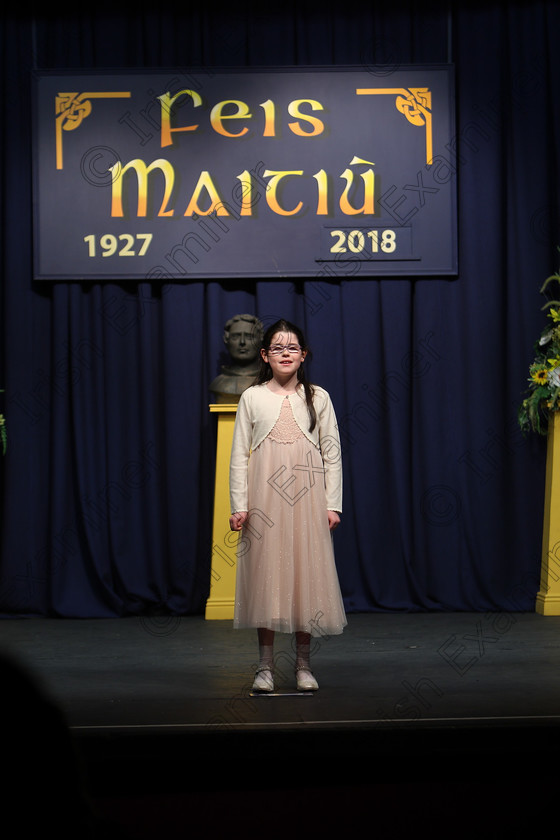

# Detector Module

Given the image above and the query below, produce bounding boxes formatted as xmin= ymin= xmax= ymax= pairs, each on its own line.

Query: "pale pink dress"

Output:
xmin=233 ymin=395 xmax=347 ymax=637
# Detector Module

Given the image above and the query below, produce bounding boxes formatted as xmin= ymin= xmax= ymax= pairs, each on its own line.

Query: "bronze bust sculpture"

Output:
xmin=210 ymin=314 xmax=264 ymax=403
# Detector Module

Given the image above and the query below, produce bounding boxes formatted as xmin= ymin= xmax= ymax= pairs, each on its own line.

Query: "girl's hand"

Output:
xmin=327 ymin=510 xmax=341 ymax=531
xmin=230 ymin=511 xmax=248 ymax=531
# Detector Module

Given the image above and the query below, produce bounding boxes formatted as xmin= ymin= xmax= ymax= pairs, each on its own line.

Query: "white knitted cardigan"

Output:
xmin=229 ymin=382 xmax=343 ymax=514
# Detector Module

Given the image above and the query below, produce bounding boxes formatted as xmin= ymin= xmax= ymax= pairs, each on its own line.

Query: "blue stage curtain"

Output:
xmin=0 ymin=2 xmax=557 ymax=616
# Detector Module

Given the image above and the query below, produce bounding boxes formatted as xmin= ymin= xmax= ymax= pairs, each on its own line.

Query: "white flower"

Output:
xmin=547 ymin=367 xmax=560 ymax=388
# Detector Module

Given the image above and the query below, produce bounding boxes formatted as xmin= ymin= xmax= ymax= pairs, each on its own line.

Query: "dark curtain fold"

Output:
xmin=1 ymin=1 xmax=558 ymax=617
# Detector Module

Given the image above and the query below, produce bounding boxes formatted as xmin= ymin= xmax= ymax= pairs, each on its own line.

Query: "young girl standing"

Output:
xmin=229 ymin=319 xmax=346 ymax=692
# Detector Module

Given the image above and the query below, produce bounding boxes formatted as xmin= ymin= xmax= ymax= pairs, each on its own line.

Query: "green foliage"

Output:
xmin=520 ymin=252 xmax=560 ymax=435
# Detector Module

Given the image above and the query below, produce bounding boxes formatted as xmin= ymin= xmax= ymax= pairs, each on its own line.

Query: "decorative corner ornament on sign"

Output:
xmin=356 ymin=87 xmax=432 ymax=164
xmin=55 ymin=91 xmax=132 ymax=170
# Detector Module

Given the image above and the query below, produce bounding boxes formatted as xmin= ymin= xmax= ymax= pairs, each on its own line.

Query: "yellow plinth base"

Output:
xmin=205 ymin=404 xmax=239 ymax=620
xmin=536 ymin=411 xmax=560 ymax=615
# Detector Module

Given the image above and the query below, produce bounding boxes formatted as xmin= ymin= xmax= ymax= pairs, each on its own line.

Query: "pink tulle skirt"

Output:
xmin=233 ymin=435 xmax=347 ymax=637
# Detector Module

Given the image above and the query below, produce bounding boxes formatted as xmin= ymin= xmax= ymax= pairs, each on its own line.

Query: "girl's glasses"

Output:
xmin=267 ymin=344 xmax=302 ymax=355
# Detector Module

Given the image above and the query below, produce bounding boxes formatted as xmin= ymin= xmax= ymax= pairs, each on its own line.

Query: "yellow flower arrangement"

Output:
xmin=519 ymin=256 xmax=560 ymax=435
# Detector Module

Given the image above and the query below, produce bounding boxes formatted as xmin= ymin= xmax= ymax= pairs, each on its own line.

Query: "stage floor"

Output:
xmin=2 ymin=611 xmax=560 ymax=837
xmin=2 ymin=611 xmax=560 ymax=732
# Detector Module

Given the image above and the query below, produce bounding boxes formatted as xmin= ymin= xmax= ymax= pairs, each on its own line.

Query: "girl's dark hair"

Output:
xmin=254 ymin=319 xmax=317 ymax=432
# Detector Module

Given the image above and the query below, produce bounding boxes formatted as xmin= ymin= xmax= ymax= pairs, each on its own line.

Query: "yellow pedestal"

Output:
xmin=205 ymin=404 xmax=239 ymax=620
xmin=536 ymin=411 xmax=560 ymax=615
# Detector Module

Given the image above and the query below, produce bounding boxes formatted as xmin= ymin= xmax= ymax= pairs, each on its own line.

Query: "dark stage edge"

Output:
xmin=2 ymin=612 xmax=560 ymax=838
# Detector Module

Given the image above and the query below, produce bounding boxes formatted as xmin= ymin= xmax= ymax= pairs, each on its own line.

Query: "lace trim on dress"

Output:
xmin=266 ymin=396 xmax=305 ymax=444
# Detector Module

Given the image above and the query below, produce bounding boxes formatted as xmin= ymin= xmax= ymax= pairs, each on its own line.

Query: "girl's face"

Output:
xmin=261 ymin=331 xmax=307 ymax=380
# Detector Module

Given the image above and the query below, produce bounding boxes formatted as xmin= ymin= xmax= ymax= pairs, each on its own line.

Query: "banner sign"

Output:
xmin=32 ymin=66 xmax=457 ymax=281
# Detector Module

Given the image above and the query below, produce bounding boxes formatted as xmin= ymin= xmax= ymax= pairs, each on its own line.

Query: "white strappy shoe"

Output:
xmin=252 ymin=667 xmax=274 ymax=692
xmin=296 ymin=667 xmax=319 ymax=691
